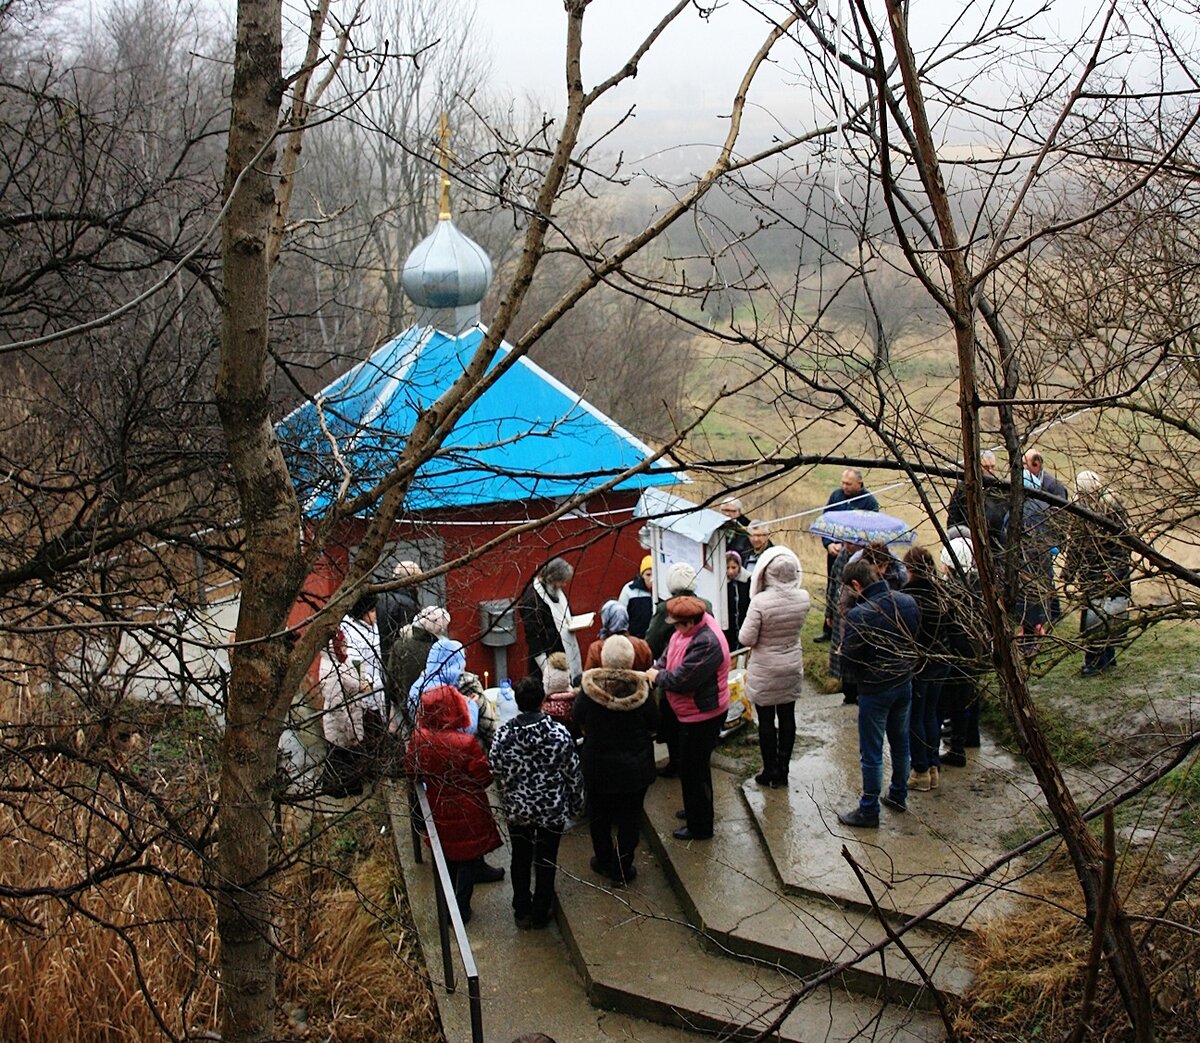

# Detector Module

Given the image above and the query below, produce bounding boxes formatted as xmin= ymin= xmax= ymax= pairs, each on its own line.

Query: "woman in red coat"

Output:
xmin=405 ymin=684 xmax=502 ymax=923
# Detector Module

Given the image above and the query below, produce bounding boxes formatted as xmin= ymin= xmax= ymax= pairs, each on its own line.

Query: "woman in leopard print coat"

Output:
xmin=490 ymin=678 xmax=585 ymax=928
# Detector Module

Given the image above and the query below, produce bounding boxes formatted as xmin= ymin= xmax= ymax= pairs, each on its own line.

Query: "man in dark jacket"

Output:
xmin=946 ymin=451 xmax=1007 ymax=550
xmin=817 ymin=469 xmax=880 ymax=641
xmin=1023 ymin=449 xmax=1068 ymax=501
xmin=519 ymin=557 xmax=581 ymax=681
xmin=836 ymin=559 xmax=921 ymax=828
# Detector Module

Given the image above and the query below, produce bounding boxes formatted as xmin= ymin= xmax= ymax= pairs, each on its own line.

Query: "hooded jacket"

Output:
xmin=489 ymin=711 xmax=585 ymax=829
xmin=574 ymin=667 xmax=660 ymax=793
xmin=404 ymin=684 xmax=501 ymax=862
xmin=738 ymin=547 xmax=811 ymax=706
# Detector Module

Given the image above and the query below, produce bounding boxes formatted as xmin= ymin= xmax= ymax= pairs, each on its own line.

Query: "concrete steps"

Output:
xmin=740 ymin=700 xmax=1027 ymax=935
xmin=552 ymin=691 xmax=1038 ymax=1039
xmin=391 ymin=789 xmax=718 ymax=1043
xmin=641 ymin=774 xmax=973 ymax=1010
xmin=554 ymin=825 xmax=943 ymax=1042
xmin=398 ymin=690 xmax=1041 ymax=1041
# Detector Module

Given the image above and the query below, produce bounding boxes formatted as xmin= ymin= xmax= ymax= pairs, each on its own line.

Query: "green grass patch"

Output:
xmin=1104 ymin=751 xmax=1200 ymax=852
xmin=802 ymin=629 xmax=842 ymax=694
xmin=1163 ymin=751 xmax=1200 ymax=801
xmin=983 ymin=618 xmax=1200 ymax=768
xmin=980 ymin=676 xmax=1099 ymax=768
xmin=1035 ymin=702 xmax=1099 ymax=767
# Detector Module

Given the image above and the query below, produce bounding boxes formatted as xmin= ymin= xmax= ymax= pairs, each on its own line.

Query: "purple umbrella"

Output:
xmin=808 ymin=508 xmax=916 ymax=546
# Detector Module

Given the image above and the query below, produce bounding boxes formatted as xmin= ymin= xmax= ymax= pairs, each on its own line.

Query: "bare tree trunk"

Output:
xmin=205 ymin=3 xmax=778 ymax=1037
xmin=215 ymin=0 xmax=306 ymax=1039
xmin=882 ymin=2 xmax=1154 ymax=1037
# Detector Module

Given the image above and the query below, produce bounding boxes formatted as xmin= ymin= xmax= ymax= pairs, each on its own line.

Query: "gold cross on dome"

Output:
xmin=437 ymin=112 xmax=454 ymax=220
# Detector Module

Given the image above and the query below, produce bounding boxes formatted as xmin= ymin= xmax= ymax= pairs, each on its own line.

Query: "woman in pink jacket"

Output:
xmin=647 ymin=595 xmax=730 ymax=841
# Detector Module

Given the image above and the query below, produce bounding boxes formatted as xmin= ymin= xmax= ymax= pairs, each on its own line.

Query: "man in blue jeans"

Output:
xmin=836 ymin=559 xmax=921 ymax=828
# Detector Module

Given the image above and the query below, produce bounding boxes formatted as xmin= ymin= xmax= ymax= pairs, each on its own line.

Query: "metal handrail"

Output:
xmin=409 ymin=779 xmax=484 ymax=1043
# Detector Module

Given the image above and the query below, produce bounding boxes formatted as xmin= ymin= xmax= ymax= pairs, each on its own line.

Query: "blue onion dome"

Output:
xmin=401 ymin=217 xmax=493 ymax=309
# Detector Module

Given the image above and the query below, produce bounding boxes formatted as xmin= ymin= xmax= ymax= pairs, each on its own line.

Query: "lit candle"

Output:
xmin=484 ymin=670 xmax=490 ymax=689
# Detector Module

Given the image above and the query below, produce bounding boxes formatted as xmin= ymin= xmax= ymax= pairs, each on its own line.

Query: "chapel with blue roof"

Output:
xmin=280 ymin=145 xmax=683 ymax=680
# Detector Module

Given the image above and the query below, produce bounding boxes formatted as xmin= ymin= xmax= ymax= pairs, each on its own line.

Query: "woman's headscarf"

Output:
xmin=408 ymin=637 xmax=466 ymax=719
xmin=413 ymin=605 xmax=451 ymax=636
xmin=599 ymin=599 xmax=630 ymax=638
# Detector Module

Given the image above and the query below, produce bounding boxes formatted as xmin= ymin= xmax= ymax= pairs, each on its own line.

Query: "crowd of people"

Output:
xmin=308 ymin=452 xmax=1133 ymax=924
xmin=825 ymin=451 xmax=1133 ymax=826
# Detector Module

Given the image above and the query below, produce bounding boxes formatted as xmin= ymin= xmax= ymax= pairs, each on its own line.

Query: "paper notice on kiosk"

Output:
xmin=567 ymin=612 xmax=595 ymax=632
xmin=661 ymin=529 xmax=704 ymax=575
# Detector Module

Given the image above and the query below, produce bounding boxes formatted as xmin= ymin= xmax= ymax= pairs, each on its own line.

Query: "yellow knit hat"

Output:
xmin=640 ymin=555 xmax=653 ymax=574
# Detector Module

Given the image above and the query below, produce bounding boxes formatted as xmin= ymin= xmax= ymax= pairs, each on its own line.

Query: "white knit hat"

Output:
xmin=413 ymin=605 xmax=450 ymax=635
xmin=666 ymin=561 xmax=698 ymax=595
xmin=1075 ymin=470 xmax=1102 ymax=495
xmin=542 ymin=651 xmax=571 ymax=695
xmin=940 ymin=538 xmax=975 ymax=572
xmin=600 ymin=634 xmax=635 ymax=670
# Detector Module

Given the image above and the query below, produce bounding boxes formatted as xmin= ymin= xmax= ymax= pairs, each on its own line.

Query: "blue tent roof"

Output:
xmin=278 ymin=324 xmax=682 ymax=514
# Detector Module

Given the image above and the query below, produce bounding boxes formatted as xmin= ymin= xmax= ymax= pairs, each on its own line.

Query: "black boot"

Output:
xmin=756 ymin=721 xmax=777 ymax=787
xmin=775 ymin=733 xmax=794 ymax=786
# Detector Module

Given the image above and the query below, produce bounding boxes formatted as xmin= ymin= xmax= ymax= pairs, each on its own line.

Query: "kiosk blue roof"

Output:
xmin=279 ymin=323 xmax=682 ymax=514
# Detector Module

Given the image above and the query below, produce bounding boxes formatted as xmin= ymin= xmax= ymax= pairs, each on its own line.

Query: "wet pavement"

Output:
xmin=391 ymin=686 xmax=1044 ymax=1042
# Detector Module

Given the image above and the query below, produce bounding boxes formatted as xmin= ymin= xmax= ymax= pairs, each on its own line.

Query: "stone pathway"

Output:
xmin=393 ymin=690 xmax=1045 ymax=1042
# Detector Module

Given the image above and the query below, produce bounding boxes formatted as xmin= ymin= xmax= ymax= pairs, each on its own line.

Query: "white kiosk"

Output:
xmin=633 ymin=488 xmax=751 ymax=735
xmin=634 ymin=487 xmax=730 ymax=625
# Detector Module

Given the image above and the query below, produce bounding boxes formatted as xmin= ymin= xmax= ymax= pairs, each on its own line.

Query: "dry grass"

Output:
xmin=0 ymin=741 xmax=220 ymax=1041
xmin=956 ymin=854 xmax=1200 ymax=1042
xmin=280 ymin=852 xmax=443 ymax=1042
xmin=0 ymin=696 xmax=442 ymax=1043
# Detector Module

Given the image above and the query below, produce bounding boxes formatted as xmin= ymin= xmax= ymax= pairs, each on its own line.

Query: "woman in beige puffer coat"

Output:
xmin=738 ymin=546 xmax=811 ymax=787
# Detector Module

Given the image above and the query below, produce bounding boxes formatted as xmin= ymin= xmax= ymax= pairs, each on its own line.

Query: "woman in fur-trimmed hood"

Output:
xmin=574 ymin=635 xmax=660 ymax=885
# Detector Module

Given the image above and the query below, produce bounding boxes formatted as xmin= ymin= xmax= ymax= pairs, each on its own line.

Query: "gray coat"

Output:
xmin=738 ymin=547 xmax=811 ymax=706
